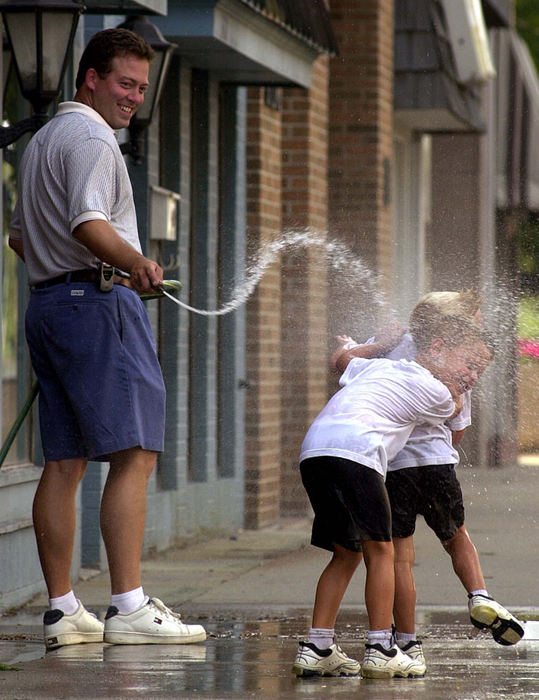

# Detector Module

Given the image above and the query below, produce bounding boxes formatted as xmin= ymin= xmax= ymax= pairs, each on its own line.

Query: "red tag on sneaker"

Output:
xmin=154 ymin=617 xmax=162 ymax=625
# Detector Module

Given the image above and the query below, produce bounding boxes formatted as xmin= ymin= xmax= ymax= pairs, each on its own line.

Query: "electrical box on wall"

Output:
xmin=441 ymin=0 xmax=496 ymax=85
xmin=150 ymin=185 xmax=181 ymax=241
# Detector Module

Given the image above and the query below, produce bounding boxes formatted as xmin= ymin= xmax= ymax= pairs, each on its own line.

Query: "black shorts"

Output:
xmin=300 ymin=456 xmax=392 ymax=553
xmin=385 ymin=464 xmax=465 ymax=542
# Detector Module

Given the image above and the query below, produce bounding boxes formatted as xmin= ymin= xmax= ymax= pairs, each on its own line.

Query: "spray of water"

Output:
xmin=162 ymin=228 xmax=389 ymax=318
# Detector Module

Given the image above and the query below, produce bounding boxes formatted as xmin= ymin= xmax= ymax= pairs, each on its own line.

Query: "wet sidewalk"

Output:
xmin=1 ymin=465 xmax=539 ymax=698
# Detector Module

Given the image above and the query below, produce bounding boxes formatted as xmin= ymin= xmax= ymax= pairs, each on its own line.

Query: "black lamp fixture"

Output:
xmin=0 ymin=0 xmax=84 ymax=148
xmin=117 ymin=15 xmax=176 ymax=164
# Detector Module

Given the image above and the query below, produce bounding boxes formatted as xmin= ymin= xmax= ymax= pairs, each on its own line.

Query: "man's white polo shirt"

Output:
xmin=10 ymin=101 xmax=141 ymax=285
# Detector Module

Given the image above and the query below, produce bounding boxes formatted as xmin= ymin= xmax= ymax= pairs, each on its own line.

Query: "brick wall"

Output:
xmin=244 ymin=88 xmax=283 ymax=529
xmin=245 ymin=2 xmax=396 ymax=524
xmin=280 ymin=55 xmax=330 ymax=516
xmin=328 ymin=0 xmax=394 ymax=340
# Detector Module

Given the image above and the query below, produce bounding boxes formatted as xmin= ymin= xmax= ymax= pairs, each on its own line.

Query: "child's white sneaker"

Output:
xmin=397 ymin=640 xmax=427 ymax=675
xmin=468 ymin=594 xmax=524 ymax=646
xmin=292 ymin=641 xmax=361 ymax=677
xmin=44 ymin=600 xmax=104 ymax=650
xmin=361 ymin=643 xmax=425 ymax=679
xmin=104 ymin=597 xmax=206 ymax=644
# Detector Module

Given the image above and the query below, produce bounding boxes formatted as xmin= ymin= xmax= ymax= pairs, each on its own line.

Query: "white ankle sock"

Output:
xmin=110 ymin=587 xmax=147 ymax=615
xmin=308 ymin=627 xmax=335 ymax=649
xmin=470 ymin=589 xmax=489 ymax=598
xmin=367 ymin=628 xmax=393 ymax=650
xmin=49 ymin=590 xmax=79 ymax=616
xmin=395 ymin=630 xmax=416 ymax=645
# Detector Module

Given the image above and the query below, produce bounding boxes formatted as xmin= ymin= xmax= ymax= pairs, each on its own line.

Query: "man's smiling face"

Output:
xmin=87 ymin=54 xmax=149 ymax=129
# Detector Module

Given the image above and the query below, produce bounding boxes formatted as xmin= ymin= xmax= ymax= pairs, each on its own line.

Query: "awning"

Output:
xmin=493 ymin=28 xmax=539 ymax=211
xmin=236 ymin=0 xmax=337 ymax=55
xmin=82 ymin=0 xmax=167 ymax=15
xmin=153 ymin=0 xmax=334 ymax=88
xmin=481 ymin=0 xmax=511 ymax=28
xmin=394 ymin=0 xmax=486 ymax=132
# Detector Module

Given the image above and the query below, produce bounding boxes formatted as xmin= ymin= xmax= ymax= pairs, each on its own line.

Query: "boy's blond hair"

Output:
xmin=412 ymin=314 xmax=490 ymax=353
xmin=409 ymin=290 xmax=490 ymax=354
xmin=411 ymin=290 xmax=481 ymax=322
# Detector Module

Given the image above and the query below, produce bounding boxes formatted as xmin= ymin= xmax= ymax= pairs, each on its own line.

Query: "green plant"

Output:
xmin=518 ymin=294 xmax=539 ymax=339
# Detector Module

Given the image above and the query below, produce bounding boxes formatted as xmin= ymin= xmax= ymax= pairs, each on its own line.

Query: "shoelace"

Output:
xmin=149 ymin=597 xmax=183 ymax=622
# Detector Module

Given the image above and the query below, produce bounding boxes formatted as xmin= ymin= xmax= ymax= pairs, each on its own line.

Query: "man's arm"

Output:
xmin=8 ymin=234 xmax=25 ymax=261
xmin=73 ymin=219 xmax=162 ymax=293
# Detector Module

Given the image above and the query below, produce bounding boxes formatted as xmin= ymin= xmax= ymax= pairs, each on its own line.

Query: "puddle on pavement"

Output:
xmin=3 ymin=609 xmax=539 ymax=698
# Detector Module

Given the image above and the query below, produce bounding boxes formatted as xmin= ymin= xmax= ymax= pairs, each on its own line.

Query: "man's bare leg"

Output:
xmin=100 ymin=447 xmax=156 ymax=595
xmin=32 ymin=459 xmax=88 ymax=597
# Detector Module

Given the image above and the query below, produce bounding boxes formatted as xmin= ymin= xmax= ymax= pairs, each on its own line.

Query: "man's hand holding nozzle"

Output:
xmin=128 ymin=258 xmax=163 ymax=294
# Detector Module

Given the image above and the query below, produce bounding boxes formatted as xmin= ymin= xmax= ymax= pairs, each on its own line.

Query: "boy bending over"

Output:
xmin=293 ymin=315 xmax=492 ymax=679
xmin=329 ymin=291 xmax=523 ymax=675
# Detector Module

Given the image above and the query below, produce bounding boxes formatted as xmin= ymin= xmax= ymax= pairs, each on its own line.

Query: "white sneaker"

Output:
xmin=44 ymin=600 xmax=104 ymax=650
xmin=104 ymin=597 xmax=206 ymax=645
xmin=292 ymin=641 xmax=361 ymax=677
xmin=361 ymin=643 xmax=425 ymax=679
xmin=398 ymin=640 xmax=427 ymax=676
xmin=468 ymin=594 xmax=524 ymax=646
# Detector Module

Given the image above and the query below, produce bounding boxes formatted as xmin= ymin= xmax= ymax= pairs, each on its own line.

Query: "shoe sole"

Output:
xmin=46 ymin=631 xmax=104 ymax=650
xmin=104 ymin=630 xmax=207 ymax=645
xmin=470 ymin=605 xmax=524 ymax=645
xmin=361 ymin=666 xmax=425 ymax=679
xmin=405 ymin=661 xmax=427 ymax=676
xmin=292 ymin=664 xmax=360 ymax=677
xmin=491 ymin=617 xmax=525 ymax=646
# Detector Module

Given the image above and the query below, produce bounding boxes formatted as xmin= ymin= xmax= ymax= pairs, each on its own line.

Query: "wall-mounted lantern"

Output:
xmin=117 ymin=15 xmax=176 ymax=164
xmin=0 ymin=0 xmax=84 ymax=148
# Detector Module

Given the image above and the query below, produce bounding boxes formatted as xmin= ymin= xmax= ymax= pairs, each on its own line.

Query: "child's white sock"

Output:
xmin=470 ymin=589 xmax=489 ymax=597
xmin=49 ymin=590 xmax=79 ymax=615
xmin=394 ymin=630 xmax=416 ymax=646
xmin=308 ymin=627 xmax=335 ymax=650
xmin=110 ymin=587 xmax=147 ymax=615
xmin=367 ymin=628 xmax=393 ymax=650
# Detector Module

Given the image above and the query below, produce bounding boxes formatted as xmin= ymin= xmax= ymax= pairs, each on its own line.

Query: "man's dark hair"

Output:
xmin=75 ymin=28 xmax=154 ymax=89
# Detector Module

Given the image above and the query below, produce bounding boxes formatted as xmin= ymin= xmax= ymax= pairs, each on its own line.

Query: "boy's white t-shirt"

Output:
xmin=381 ymin=333 xmax=472 ymax=470
xmin=299 ymin=357 xmax=455 ymax=478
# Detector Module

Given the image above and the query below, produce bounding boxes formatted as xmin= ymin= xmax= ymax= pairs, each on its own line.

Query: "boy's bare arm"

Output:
xmin=452 ymin=428 xmax=466 ymax=445
xmin=450 ymin=395 xmax=463 ymax=419
xmin=330 ymin=321 xmax=406 ymax=373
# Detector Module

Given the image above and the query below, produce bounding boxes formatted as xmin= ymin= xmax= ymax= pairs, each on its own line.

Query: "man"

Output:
xmin=9 ymin=28 xmax=206 ymax=649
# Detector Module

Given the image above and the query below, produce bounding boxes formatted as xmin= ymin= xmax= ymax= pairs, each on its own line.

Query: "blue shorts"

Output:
xmin=25 ymin=282 xmax=166 ymax=462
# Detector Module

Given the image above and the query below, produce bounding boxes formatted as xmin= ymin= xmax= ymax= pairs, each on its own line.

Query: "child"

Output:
xmin=292 ymin=314 xmax=492 ymax=679
xmin=331 ymin=291 xmax=523 ymax=675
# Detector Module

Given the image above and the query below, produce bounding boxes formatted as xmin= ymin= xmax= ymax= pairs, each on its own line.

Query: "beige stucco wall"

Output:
xmin=519 ymin=360 xmax=539 ymax=451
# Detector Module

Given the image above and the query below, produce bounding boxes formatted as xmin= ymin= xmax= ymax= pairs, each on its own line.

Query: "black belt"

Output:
xmin=32 ymin=269 xmax=98 ymax=289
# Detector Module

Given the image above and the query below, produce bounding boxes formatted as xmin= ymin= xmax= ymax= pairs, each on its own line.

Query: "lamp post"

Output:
xmin=0 ymin=0 xmax=84 ymax=148
xmin=117 ymin=15 xmax=176 ymax=164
